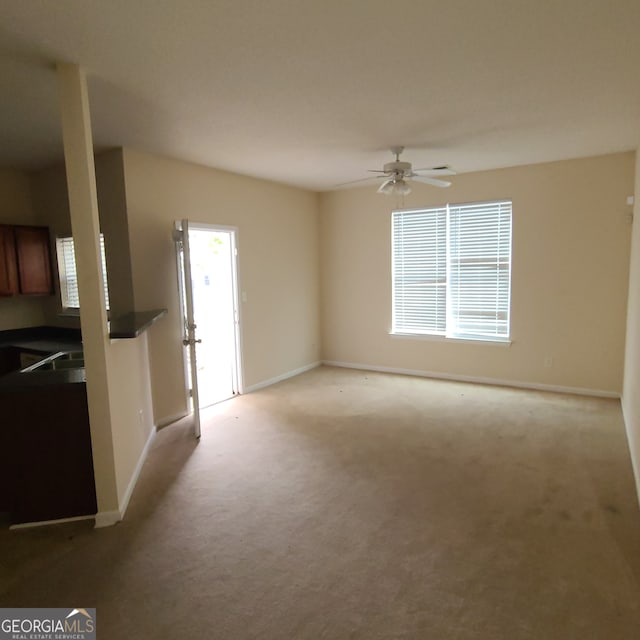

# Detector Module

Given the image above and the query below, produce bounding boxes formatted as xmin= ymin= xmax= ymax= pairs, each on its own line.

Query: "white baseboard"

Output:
xmin=10 ymin=514 xmax=96 ymax=530
xmin=94 ymin=510 xmax=122 ymax=529
xmin=116 ymin=425 xmax=157 ymax=521
xmin=245 ymin=361 xmax=321 ymax=393
xmin=322 ymin=360 xmax=620 ymax=399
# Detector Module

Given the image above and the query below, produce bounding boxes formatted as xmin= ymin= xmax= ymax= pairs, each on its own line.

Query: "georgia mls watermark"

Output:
xmin=0 ymin=608 xmax=96 ymax=640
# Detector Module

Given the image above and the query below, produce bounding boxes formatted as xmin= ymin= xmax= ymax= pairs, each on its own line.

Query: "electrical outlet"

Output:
xmin=544 ymin=356 xmax=553 ymax=368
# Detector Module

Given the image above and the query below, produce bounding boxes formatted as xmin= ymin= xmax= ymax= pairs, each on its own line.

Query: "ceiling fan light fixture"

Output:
xmin=338 ymin=147 xmax=455 ymax=193
xmin=379 ymin=178 xmax=411 ymax=196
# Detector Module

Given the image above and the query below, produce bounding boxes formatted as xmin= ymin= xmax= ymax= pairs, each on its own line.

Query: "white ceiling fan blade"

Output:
xmin=411 ymin=166 xmax=457 ymax=176
xmin=377 ymin=178 xmax=394 ymax=193
xmin=411 ymin=175 xmax=452 ymax=188
xmin=335 ymin=175 xmax=385 ymax=188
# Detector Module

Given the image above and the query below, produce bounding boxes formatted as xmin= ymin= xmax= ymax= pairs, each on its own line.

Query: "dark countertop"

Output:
xmin=109 ymin=308 xmax=167 ymax=339
xmin=0 ymin=326 xmax=85 ymax=391
xmin=0 ymin=309 xmax=166 ymax=391
xmin=0 ymin=326 xmax=82 ymax=354
xmin=3 ymin=337 xmax=82 ymax=354
xmin=0 ymin=367 xmax=86 ymax=391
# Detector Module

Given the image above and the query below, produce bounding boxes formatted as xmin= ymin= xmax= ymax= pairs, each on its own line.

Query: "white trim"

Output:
xmin=322 ymin=360 xmax=620 ymax=399
xmin=174 ymin=221 xmax=193 ymax=422
xmin=620 ymin=400 xmax=640 ymax=510
xmin=229 ymin=229 xmax=245 ymax=395
xmin=10 ymin=514 xmax=95 ymax=530
xmin=187 ymin=222 xmax=240 ymax=233
xmin=155 ymin=410 xmax=190 ymax=429
xmin=174 ymin=222 xmax=245 ymax=425
xmin=245 ymin=362 xmax=321 ymax=393
xmin=389 ymin=332 xmax=512 ymax=347
xmin=117 ymin=426 xmax=157 ymax=520
xmin=94 ymin=510 xmax=121 ymax=528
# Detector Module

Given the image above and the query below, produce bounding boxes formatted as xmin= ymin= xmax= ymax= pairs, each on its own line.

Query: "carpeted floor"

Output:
xmin=1 ymin=366 xmax=640 ymax=638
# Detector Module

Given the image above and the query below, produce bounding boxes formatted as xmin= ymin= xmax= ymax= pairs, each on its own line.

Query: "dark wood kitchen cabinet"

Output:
xmin=0 ymin=224 xmax=53 ymax=296
xmin=0 ymin=379 xmax=97 ymax=524
xmin=0 ymin=225 xmax=19 ymax=295
xmin=0 ymin=346 xmax=21 ymax=377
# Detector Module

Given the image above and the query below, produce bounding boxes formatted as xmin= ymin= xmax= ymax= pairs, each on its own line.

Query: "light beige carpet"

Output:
xmin=1 ymin=366 xmax=640 ymax=639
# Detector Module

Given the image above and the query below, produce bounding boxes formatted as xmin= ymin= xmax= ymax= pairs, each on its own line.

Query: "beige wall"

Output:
xmin=622 ymin=151 xmax=640 ymax=502
xmin=0 ymin=296 xmax=47 ymax=331
xmin=107 ymin=333 xmax=155 ymax=505
xmin=30 ymin=149 xmax=154 ymax=518
xmin=320 ymin=152 xmax=634 ymax=394
xmin=29 ymin=163 xmax=76 ymax=328
xmin=93 ymin=149 xmax=136 ymax=319
xmin=0 ymin=168 xmax=37 ymax=224
xmin=31 ymin=150 xmax=136 ymax=327
xmin=0 ymin=168 xmax=48 ymax=329
xmin=122 ymin=149 xmax=321 ymax=424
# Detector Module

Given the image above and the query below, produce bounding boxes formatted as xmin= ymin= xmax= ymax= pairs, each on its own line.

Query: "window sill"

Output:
xmin=389 ymin=332 xmax=512 ymax=347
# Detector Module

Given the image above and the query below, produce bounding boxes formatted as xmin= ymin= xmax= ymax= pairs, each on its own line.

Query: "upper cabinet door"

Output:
xmin=14 ymin=226 xmax=53 ymax=295
xmin=0 ymin=225 xmax=19 ymax=296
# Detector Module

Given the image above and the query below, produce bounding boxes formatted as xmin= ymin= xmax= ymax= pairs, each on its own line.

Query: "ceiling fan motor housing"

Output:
xmin=384 ymin=161 xmax=412 ymax=175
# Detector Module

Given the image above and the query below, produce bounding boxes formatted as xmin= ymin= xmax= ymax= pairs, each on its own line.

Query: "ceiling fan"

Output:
xmin=341 ymin=146 xmax=456 ymax=195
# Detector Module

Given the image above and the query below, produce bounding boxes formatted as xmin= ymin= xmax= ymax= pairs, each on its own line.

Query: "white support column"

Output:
xmin=56 ymin=63 xmax=119 ymax=523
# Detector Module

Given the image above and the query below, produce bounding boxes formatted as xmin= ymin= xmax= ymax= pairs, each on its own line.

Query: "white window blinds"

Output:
xmin=392 ymin=207 xmax=447 ymax=334
xmin=56 ymin=235 xmax=110 ymax=310
xmin=392 ymin=200 xmax=512 ymax=341
xmin=57 ymin=236 xmax=79 ymax=308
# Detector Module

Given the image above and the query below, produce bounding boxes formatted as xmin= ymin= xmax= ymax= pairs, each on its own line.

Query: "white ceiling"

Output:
xmin=1 ymin=0 xmax=639 ymax=191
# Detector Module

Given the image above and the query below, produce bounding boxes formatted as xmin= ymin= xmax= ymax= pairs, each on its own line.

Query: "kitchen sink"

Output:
xmin=21 ymin=351 xmax=85 ymax=372
xmin=58 ymin=351 xmax=84 ymax=360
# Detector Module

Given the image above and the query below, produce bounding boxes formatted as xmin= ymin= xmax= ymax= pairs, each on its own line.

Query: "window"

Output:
xmin=392 ymin=200 xmax=512 ymax=342
xmin=56 ymin=235 xmax=110 ymax=311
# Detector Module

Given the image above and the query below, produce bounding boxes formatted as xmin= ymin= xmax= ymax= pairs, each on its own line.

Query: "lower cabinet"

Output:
xmin=1 ymin=382 xmax=97 ymax=525
xmin=0 ymin=347 xmax=21 ymax=377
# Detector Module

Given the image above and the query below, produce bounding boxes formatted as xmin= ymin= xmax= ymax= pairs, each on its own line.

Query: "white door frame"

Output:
xmin=181 ymin=222 xmax=244 ymax=399
xmin=174 ymin=219 xmax=201 ymax=438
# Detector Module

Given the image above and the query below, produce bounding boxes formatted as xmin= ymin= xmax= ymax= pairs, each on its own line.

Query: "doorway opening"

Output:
xmin=187 ymin=225 xmax=242 ymax=409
